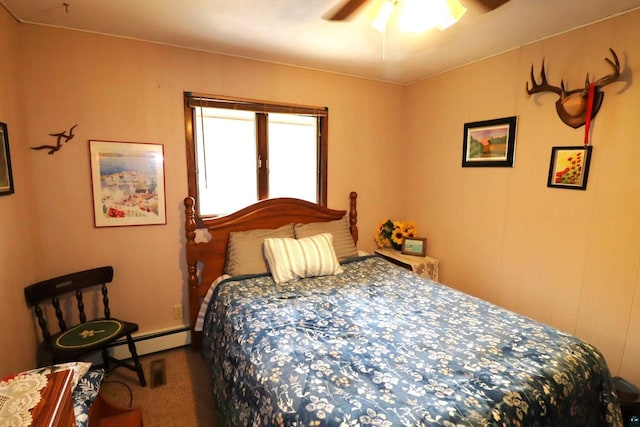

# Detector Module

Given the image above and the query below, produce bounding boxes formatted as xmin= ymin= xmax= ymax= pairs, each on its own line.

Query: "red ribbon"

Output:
xmin=584 ymin=83 xmax=595 ymax=146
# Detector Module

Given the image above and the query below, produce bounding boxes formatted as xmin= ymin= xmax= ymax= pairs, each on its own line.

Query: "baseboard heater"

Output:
xmin=109 ymin=326 xmax=191 ymax=361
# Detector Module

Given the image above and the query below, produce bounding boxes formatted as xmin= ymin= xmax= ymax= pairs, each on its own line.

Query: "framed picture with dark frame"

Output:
xmin=89 ymin=140 xmax=167 ymax=227
xmin=0 ymin=122 xmax=14 ymax=196
xmin=547 ymin=146 xmax=593 ymax=190
xmin=462 ymin=116 xmax=517 ymax=167
xmin=402 ymin=237 xmax=427 ymax=257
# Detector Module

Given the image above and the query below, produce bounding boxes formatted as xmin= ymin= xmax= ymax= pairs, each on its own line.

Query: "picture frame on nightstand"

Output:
xmin=402 ymin=237 xmax=427 ymax=257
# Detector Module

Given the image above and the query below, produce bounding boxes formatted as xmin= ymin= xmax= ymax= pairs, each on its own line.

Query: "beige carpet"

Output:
xmin=99 ymin=346 xmax=219 ymax=426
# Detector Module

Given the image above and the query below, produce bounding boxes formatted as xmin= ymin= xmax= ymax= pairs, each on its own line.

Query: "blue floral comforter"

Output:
xmin=202 ymin=256 xmax=622 ymax=426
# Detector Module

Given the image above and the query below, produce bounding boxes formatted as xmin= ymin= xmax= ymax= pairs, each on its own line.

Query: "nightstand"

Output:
xmin=374 ymin=248 xmax=439 ymax=281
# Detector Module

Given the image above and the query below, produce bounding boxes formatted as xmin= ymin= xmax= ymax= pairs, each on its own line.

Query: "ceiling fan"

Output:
xmin=326 ymin=0 xmax=511 ymax=23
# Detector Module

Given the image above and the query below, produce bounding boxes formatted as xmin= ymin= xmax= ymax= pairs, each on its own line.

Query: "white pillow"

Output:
xmin=263 ymin=233 xmax=343 ymax=284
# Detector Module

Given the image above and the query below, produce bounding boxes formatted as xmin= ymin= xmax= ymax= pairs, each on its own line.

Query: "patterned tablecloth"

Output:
xmin=0 ymin=362 xmax=104 ymax=427
xmin=375 ymin=247 xmax=439 ymax=281
xmin=0 ymin=372 xmax=49 ymax=426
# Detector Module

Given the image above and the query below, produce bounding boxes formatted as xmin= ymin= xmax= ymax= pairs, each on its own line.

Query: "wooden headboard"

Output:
xmin=184 ymin=191 xmax=358 ymax=348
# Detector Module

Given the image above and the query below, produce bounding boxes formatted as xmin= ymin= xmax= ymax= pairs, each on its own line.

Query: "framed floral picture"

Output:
xmin=89 ymin=140 xmax=167 ymax=227
xmin=0 ymin=122 xmax=14 ymax=196
xmin=547 ymin=146 xmax=593 ymax=190
xmin=462 ymin=116 xmax=517 ymax=167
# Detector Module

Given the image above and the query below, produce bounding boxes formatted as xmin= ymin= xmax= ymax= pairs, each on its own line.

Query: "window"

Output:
xmin=184 ymin=93 xmax=328 ymax=218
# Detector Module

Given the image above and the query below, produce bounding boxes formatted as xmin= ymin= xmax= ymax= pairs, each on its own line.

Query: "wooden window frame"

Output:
xmin=184 ymin=92 xmax=328 ymax=223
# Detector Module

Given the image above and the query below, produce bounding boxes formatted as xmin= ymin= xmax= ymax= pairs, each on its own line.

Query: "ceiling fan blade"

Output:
xmin=471 ymin=0 xmax=510 ymax=11
xmin=326 ymin=0 xmax=370 ymax=20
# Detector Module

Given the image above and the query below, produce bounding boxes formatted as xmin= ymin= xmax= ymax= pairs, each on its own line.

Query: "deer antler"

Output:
xmin=526 ymin=48 xmax=622 ymax=129
xmin=526 ymin=59 xmax=564 ymax=98
xmin=593 ymin=48 xmax=620 ymax=88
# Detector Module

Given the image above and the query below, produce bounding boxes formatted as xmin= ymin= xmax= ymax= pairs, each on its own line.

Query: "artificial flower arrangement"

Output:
xmin=374 ymin=219 xmax=418 ymax=250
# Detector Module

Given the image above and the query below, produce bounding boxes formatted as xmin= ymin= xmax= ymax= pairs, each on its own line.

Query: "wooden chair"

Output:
xmin=24 ymin=266 xmax=147 ymax=386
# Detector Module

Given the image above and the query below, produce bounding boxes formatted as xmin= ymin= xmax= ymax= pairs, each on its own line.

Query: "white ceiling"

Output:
xmin=2 ymin=0 xmax=640 ymax=84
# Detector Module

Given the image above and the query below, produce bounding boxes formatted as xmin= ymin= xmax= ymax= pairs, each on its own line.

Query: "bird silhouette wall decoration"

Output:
xmin=31 ymin=124 xmax=77 ymax=155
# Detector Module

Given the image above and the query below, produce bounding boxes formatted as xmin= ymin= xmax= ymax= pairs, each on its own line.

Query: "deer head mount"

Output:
xmin=526 ymin=49 xmax=620 ymax=129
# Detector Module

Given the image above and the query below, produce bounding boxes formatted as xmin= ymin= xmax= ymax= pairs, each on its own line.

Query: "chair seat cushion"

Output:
xmin=54 ymin=320 xmax=127 ymax=351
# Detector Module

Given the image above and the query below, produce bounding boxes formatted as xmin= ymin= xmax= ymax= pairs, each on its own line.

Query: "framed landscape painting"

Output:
xmin=462 ymin=116 xmax=517 ymax=167
xmin=89 ymin=140 xmax=167 ymax=227
xmin=0 ymin=122 xmax=14 ymax=196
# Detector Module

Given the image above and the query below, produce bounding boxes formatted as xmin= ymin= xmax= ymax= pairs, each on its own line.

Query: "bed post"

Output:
xmin=184 ymin=197 xmax=202 ymax=350
xmin=349 ymin=191 xmax=358 ymax=244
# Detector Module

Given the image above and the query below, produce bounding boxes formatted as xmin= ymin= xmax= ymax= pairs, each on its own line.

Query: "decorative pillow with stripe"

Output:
xmin=263 ymin=233 xmax=343 ymax=284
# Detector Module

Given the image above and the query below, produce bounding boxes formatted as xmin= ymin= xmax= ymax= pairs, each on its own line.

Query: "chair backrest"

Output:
xmin=24 ymin=266 xmax=114 ymax=343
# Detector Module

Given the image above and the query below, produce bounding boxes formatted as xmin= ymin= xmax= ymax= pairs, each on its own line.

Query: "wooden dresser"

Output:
xmin=30 ymin=369 xmax=76 ymax=426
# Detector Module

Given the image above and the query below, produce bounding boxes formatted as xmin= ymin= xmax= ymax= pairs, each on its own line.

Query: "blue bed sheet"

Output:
xmin=73 ymin=368 xmax=104 ymax=427
xmin=202 ymin=256 xmax=622 ymax=426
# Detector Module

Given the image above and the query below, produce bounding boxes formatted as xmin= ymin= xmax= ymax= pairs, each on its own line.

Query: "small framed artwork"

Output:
xmin=89 ymin=140 xmax=167 ymax=227
xmin=462 ymin=116 xmax=517 ymax=167
xmin=547 ymin=146 xmax=593 ymax=190
xmin=402 ymin=237 xmax=427 ymax=257
xmin=0 ymin=122 xmax=15 ymax=196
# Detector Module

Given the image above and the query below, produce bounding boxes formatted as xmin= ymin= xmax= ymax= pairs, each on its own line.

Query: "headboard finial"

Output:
xmin=349 ymin=192 xmax=358 ymax=244
xmin=184 ymin=197 xmax=197 ymax=243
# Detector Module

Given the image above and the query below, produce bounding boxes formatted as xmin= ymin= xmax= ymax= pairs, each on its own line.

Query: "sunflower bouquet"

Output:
xmin=374 ymin=219 xmax=418 ymax=250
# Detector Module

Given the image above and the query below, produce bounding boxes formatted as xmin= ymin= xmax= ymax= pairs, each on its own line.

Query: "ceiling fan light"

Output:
xmin=372 ymin=0 xmax=397 ymax=32
xmin=437 ymin=0 xmax=467 ymax=30
xmin=398 ymin=0 xmax=467 ymax=32
xmin=398 ymin=0 xmax=432 ymax=32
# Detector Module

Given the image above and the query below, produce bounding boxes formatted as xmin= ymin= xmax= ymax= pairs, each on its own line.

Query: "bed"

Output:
xmin=184 ymin=192 xmax=623 ymax=426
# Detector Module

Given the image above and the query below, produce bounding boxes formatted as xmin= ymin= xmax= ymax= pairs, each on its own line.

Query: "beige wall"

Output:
xmin=404 ymin=9 xmax=640 ymax=385
xmin=0 ymin=6 xmax=41 ymax=374
xmin=2 ymin=3 xmax=640 ymax=390
xmin=0 ymin=9 xmax=405 ymax=376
